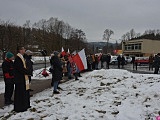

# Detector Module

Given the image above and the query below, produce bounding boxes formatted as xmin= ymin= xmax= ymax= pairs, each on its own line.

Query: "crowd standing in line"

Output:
xmin=1 ymin=47 xmax=160 ymax=113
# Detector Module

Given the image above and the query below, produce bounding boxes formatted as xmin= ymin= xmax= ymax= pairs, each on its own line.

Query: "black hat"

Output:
xmin=54 ymin=51 xmax=59 ymax=56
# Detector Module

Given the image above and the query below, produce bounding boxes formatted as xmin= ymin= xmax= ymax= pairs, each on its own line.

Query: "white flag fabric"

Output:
xmin=72 ymin=49 xmax=87 ymax=71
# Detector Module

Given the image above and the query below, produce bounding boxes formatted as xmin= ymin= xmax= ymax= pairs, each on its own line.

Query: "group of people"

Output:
xmin=149 ymin=53 xmax=160 ymax=74
xmin=86 ymin=53 xmax=126 ymax=70
xmin=49 ymin=51 xmax=82 ymax=94
xmin=131 ymin=53 xmax=160 ymax=74
xmin=2 ymin=48 xmax=160 ymax=114
xmin=2 ymin=46 xmax=33 ymax=112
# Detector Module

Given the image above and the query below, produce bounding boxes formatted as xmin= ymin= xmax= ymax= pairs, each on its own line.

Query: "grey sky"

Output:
xmin=0 ymin=0 xmax=160 ymax=43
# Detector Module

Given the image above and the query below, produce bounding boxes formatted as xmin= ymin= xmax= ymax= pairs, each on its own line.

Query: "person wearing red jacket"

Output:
xmin=2 ymin=52 xmax=14 ymax=105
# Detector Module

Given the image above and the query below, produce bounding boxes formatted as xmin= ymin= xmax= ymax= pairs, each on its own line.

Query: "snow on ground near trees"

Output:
xmin=0 ymin=69 xmax=160 ymax=120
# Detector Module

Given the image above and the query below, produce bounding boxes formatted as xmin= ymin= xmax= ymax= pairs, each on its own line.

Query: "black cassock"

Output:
xmin=14 ymin=56 xmax=31 ymax=112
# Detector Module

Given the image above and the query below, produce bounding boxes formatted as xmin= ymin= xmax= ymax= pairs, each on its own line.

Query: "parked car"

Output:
xmin=110 ymin=55 xmax=131 ymax=65
xmin=110 ymin=56 xmax=118 ymax=64
xmin=124 ymin=56 xmax=132 ymax=63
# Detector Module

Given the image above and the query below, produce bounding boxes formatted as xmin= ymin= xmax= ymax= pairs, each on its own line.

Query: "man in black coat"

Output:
xmin=14 ymin=46 xmax=31 ymax=112
xmin=117 ymin=55 xmax=122 ymax=69
xmin=2 ymin=52 xmax=14 ymax=105
xmin=50 ymin=51 xmax=62 ymax=94
xmin=154 ymin=53 xmax=160 ymax=74
xmin=100 ymin=54 xmax=104 ymax=68
xmin=106 ymin=53 xmax=111 ymax=69
xmin=121 ymin=55 xmax=126 ymax=68
xmin=24 ymin=50 xmax=33 ymax=92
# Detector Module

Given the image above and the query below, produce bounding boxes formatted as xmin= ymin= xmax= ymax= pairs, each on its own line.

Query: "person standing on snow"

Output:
xmin=2 ymin=52 xmax=15 ymax=105
xmin=100 ymin=54 xmax=105 ymax=69
xmin=117 ymin=55 xmax=121 ymax=69
xmin=153 ymin=53 xmax=160 ymax=74
xmin=14 ymin=46 xmax=31 ymax=112
xmin=24 ymin=50 xmax=34 ymax=92
xmin=148 ymin=54 xmax=154 ymax=71
xmin=51 ymin=51 xmax=63 ymax=94
xmin=121 ymin=55 xmax=126 ymax=68
xmin=106 ymin=53 xmax=111 ymax=69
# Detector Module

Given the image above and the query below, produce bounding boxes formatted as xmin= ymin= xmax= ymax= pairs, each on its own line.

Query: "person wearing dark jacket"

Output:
xmin=153 ymin=53 xmax=160 ymax=74
xmin=149 ymin=54 xmax=154 ymax=71
xmin=117 ymin=55 xmax=121 ymax=69
xmin=100 ymin=54 xmax=104 ymax=68
xmin=106 ymin=53 xmax=111 ymax=69
xmin=2 ymin=52 xmax=14 ymax=105
xmin=24 ymin=50 xmax=33 ymax=92
xmin=121 ymin=55 xmax=126 ymax=68
xmin=51 ymin=51 xmax=63 ymax=94
xmin=95 ymin=55 xmax=99 ymax=70
xmin=14 ymin=46 xmax=31 ymax=112
xmin=131 ymin=56 xmax=135 ymax=70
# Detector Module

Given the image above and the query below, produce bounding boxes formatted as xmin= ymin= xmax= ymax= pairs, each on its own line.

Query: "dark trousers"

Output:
xmin=74 ymin=73 xmax=78 ymax=80
xmin=118 ymin=61 xmax=121 ymax=68
xmin=4 ymin=83 xmax=14 ymax=102
xmin=101 ymin=61 xmax=104 ymax=68
xmin=29 ymin=76 xmax=31 ymax=83
xmin=92 ymin=62 xmax=95 ymax=70
xmin=154 ymin=66 xmax=159 ymax=74
xmin=95 ymin=63 xmax=98 ymax=70
xmin=133 ymin=63 xmax=138 ymax=70
xmin=149 ymin=63 xmax=153 ymax=71
xmin=106 ymin=62 xmax=110 ymax=69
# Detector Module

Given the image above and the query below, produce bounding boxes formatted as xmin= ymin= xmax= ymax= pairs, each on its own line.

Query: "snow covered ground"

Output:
xmin=0 ymin=69 xmax=160 ymax=120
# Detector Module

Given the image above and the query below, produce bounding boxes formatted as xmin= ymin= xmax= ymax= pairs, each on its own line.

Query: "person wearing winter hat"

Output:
xmin=53 ymin=51 xmax=60 ymax=56
xmin=6 ymin=52 xmax=14 ymax=59
xmin=2 ymin=52 xmax=14 ymax=105
xmin=24 ymin=50 xmax=33 ymax=93
xmin=50 ymin=51 xmax=62 ymax=94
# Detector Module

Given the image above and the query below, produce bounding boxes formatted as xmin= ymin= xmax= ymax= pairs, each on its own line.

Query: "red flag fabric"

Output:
xmin=61 ymin=47 xmax=66 ymax=56
xmin=72 ymin=49 xmax=87 ymax=71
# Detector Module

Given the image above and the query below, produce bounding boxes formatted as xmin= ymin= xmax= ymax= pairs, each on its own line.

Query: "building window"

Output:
xmin=124 ymin=43 xmax=141 ymax=51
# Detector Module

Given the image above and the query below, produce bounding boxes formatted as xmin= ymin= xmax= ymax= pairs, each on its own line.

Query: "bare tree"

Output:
xmin=103 ymin=29 xmax=114 ymax=53
xmin=125 ymin=32 xmax=131 ymax=40
xmin=130 ymin=29 xmax=135 ymax=39
xmin=121 ymin=34 xmax=127 ymax=41
xmin=136 ymin=33 xmax=141 ymax=38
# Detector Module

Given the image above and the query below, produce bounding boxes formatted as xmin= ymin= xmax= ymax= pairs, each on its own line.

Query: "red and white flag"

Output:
xmin=72 ymin=49 xmax=87 ymax=71
xmin=61 ymin=47 xmax=66 ymax=56
xmin=67 ymin=48 xmax=70 ymax=54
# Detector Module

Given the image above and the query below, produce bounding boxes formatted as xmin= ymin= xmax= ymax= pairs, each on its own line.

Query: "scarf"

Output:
xmin=17 ymin=53 xmax=30 ymax=90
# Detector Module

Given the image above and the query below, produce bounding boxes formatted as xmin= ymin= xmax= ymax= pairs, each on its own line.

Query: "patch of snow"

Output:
xmin=0 ymin=69 xmax=160 ymax=120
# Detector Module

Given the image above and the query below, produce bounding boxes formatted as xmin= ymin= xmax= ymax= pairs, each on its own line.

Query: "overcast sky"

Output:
xmin=0 ymin=0 xmax=160 ymax=43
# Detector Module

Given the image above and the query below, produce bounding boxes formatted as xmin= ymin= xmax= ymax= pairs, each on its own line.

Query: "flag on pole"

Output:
xmin=72 ymin=49 xmax=87 ymax=71
xmin=61 ymin=47 xmax=66 ymax=56
xmin=67 ymin=48 xmax=70 ymax=54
